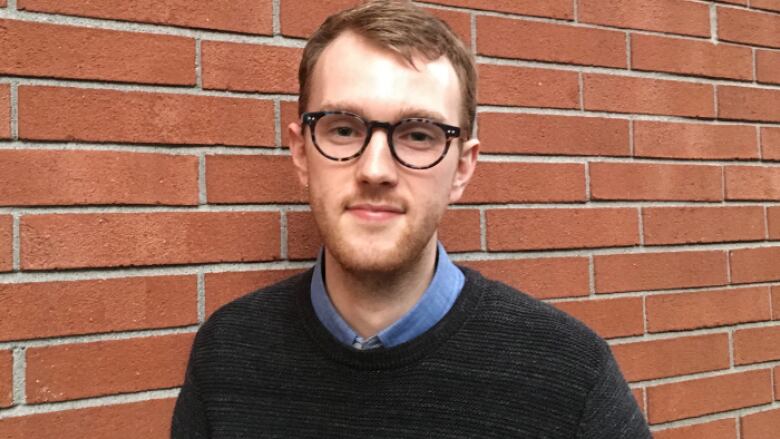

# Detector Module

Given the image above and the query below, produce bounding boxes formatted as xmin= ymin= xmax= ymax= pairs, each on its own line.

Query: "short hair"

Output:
xmin=297 ymin=0 xmax=477 ymax=138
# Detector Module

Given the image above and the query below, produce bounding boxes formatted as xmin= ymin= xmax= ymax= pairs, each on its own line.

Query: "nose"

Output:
xmin=354 ymin=127 xmax=398 ymax=186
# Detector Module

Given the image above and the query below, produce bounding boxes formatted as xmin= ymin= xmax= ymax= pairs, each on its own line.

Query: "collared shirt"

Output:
xmin=310 ymin=242 xmax=465 ymax=350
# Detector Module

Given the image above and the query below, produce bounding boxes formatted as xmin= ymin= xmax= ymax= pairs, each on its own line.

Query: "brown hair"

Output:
xmin=297 ymin=0 xmax=477 ymax=138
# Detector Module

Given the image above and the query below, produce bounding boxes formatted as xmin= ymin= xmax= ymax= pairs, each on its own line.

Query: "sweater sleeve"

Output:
xmin=171 ymin=345 xmax=210 ymax=438
xmin=576 ymin=341 xmax=652 ymax=439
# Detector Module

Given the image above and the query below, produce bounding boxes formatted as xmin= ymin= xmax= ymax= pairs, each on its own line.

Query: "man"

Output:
xmin=172 ymin=1 xmax=651 ymax=437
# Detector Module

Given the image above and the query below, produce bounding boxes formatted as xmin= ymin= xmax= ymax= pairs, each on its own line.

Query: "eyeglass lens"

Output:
xmin=313 ymin=113 xmax=448 ymax=168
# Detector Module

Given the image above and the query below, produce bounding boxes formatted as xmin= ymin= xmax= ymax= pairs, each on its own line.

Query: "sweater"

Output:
xmin=171 ymin=267 xmax=652 ymax=438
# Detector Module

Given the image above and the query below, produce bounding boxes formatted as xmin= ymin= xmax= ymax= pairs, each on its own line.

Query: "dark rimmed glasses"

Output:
xmin=301 ymin=111 xmax=462 ymax=170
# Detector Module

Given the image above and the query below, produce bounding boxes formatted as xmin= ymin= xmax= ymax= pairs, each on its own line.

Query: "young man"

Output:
xmin=172 ymin=1 xmax=651 ymax=437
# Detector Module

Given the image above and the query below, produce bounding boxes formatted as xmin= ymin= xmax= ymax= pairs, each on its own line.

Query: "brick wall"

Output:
xmin=0 ymin=0 xmax=779 ymax=437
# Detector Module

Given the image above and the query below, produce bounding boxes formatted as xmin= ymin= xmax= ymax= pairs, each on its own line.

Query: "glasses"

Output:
xmin=301 ymin=111 xmax=462 ymax=170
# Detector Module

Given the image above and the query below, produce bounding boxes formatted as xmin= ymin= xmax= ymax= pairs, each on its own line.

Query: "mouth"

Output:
xmin=346 ymin=203 xmax=405 ymax=221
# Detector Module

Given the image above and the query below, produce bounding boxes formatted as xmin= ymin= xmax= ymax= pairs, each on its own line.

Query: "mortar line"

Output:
xmin=197 ymin=272 xmax=206 ymax=324
xmin=11 ymin=347 xmax=25 ymax=405
xmin=280 ymin=209 xmax=289 ymax=260
xmin=625 ymin=32 xmax=632 ymax=69
xmin=583 ymin=160 xmax=591 ymax=200
xmin=728 ymin=329 xmax=735 ymax=368
xmin=470 ymin=12 xmax=477 ymax=51
xmin=637 ymin=207 xmax=645 ymax=246
xmin=641 ymin=295 xmax=648 ymax=335
xmin=572 ymin=0 xmax=578 ymax=22
xmin=274 ymin=99 xmax=282 ymax=147
xmin=198 ymin=153 xmax=207 ymax=205
xmin=0 ymin=325 xmax=201 ymax=351
xmin=764 ymin=206 xmax=770 ymax=241
xmin=11 ymin=213 xmax=20 ymax=271
xmin=752 ymin=48 xmax=758 ymax=84
xmin=577 ymin=72 xmax=584 ymax=110
xmin=9 ymin=81 xmax=18 ymax=140
xmin=710 ymin=3 xmax=718 ymax=43
xmin=588 ymin=255 xmax=596 ymax=296
xmin=272 ymin=0 xmax=281 ymax=36
xmin=0 ymin=388 xmax=180 ymax=420
xmin=479 ymin=207 xmax=487 ymax=251
xmin=6 ymin=0 xmax=15 ymax=10
xmin=736 ymin=416 xmax=742 ymax=439
xmin=195 ymin=38 xmax=203 ymax=89
xmin=721 ymin=165 xmax=727 ymax=204
xmin=628 ymin=119 xmax=636 ymax=156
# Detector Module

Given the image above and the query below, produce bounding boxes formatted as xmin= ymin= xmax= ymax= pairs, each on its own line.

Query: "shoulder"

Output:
xmin=459 ymin=265 xmax=609 ymax=369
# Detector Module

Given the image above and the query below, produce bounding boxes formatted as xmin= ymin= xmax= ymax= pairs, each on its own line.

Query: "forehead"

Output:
xmin=308 ymin=31 xmax=461 ymax=124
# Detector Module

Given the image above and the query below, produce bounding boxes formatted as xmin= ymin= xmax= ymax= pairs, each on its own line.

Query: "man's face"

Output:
xmin=289 ymin=31 xmax=479 ymax=274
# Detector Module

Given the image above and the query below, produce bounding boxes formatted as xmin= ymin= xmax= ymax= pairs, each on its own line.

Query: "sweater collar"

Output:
xmin=310 ymin=242 xmax=464 ymax=349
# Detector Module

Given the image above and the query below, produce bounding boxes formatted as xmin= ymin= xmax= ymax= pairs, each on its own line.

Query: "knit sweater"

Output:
xmin=171 ymin=267 xmax=651 ymax=438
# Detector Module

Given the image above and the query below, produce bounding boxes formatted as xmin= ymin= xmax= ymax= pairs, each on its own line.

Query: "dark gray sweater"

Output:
xmin=172 ymin=267 xmax=651 ymax=438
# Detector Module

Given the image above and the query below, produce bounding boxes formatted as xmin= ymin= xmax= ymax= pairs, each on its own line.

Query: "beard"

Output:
xmin=309 ymin=188 xmax=444 ymax=277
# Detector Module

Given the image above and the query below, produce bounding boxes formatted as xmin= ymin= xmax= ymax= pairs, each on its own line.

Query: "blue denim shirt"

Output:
xmin=310 ymin=242 xmax=465 ymax=350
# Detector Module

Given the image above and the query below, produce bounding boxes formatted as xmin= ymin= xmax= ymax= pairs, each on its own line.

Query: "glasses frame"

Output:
xmin=301 ymin=111 xmax=462 ymax=170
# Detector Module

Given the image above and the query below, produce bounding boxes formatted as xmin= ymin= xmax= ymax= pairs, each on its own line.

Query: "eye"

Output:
xmin=408 ymin=131 xmax=433 ymax=142
xmin=334 ymin=126 xmax=355 ymax=137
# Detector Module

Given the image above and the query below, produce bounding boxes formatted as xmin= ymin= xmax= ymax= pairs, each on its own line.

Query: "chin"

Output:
xmin=324 ymin=226 xmax=435 ymax=276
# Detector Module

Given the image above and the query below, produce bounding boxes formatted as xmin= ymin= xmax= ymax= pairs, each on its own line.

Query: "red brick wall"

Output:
xmin=1 ymin=1 xmax=779 ymax=437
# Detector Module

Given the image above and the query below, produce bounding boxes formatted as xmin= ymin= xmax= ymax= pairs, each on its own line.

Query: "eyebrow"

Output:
xmin=319 ymin=101 xmax=448 ymax=123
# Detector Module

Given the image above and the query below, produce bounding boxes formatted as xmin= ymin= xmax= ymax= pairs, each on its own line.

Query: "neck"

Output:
xmin=323 ymin=238 xmax=438 ymax=339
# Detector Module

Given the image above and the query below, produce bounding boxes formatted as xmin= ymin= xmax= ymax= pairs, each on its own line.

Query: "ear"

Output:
xmin=449 ymin=138 xmax=480 ymax=204
xmin=288 ymin=120 xmax=309 ymax=188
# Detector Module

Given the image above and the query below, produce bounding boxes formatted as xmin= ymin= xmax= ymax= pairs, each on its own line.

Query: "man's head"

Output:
xmin=289 ymin=0 xmax=480 ymax=276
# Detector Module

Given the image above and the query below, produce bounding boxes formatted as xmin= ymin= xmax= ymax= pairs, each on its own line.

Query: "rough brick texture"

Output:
xmin=19 ymin=86 xmax=275 ymax=146
xmin=0 ymin=19 xmax=195 ymax=85
xmin=646 ymin=286 xmax=772 ymax=332
xmin=0 ymin=150 xmax=199 ymax=206
xmin=26 ymin=334 xmax=194 ymax=403
xmin=17 ymin=0 xmax=273 ymax=34
xmin=21 ymin=212 xmax=280 ymax=270
xmin=1 ymin=0 xmax=778 ymax=435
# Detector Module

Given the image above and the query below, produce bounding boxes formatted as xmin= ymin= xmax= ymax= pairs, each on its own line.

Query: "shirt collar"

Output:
xmin=310 ymin=242 xmax=464 ymax=349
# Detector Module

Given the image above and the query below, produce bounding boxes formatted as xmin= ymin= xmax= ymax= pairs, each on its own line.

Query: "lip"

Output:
xmin=346 ymin=203 xmax=404 ymax=221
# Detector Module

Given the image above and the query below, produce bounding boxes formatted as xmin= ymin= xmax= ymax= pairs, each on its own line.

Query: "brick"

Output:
xmin=735 ymin=325 xmax=780 ymax=365
xmin=487 ymin=208 xmax=639 ymax=251
xmin=654 ymin=419 xmax=737 ymax=439
xmin=590 ymin=162 xmax=723 ymax=202
xmin=731 ymin=247 xmax=780 ymax=283
xmin=19 ymin=86 xmax=275 ymax=147
xmin=0 ymin=0 xmax=5 ymax=6
xmin=612 ymin=334 xmax=730 ymax=382
xmin=634 ymin=121 xmax=758 ymax=160
xmin=205 ymin=269 xmax=304 ymax=317
xmin=0 ymin=19 xmax=194 ymax=85
xmin=647 ymin=286 xmax=771 ymax=332
xmin=552 ymin=297 xmax=644 ymax=339
xmin=0 ymin=276 xmax=197 ymax=342
xmin=463 ymin=162 xmax=585 ymax=203
xmin=202 ymin=43 xmax=300 ymax=94
xmin=647 ymin=370 xmax=773 ymax=424
xmin=26 ymin=333 xmax=193 ymax=403
xmin=17 ymin=0 xmax=272 ymax=35
xmin=206 ymin=155 xmax=307 ymax=204
xmin=726 ymin=166 xmax=780 ymax=200
xmin=0 ymin=84 xmax=9 ymax=139
xmin=719 ymin=86 xmax=780 ymax=123
xmin=281 ymin=100 xmax=300 ymax=148
xmin=423 ymin=6 xmax=471 ymax=46
xmin=595 ymin=251 xmax=728 ymax=294
xmin=584 ymin=74 xmax=714 ymax=118
xmin=774 ymin=286 xmax=780 ymax=320
xmin=461 ymin=257 xmax=590 ymax=299
xmin=752 ymin=0 xmax=780 ymax=12
xmin=0 ymin=215 xmax=10 ymax=272
xmin=632 ymin=388 xmax=645 ymax=414
xmin=417 ymin=0 xmax=573 ymax=19
xmin=775 ymin=367 xmax=780 ymax=400
xmin=642 ymin=206 xmax=765 ymax=245
xmin=280 ymin=0 xmax=361 ymax=37
xmin=0 ymin=150 xmax=198 ymax=206
xmin=0 ymin=350 xmax=11 ymax=408
xmin=579 ymin=0 xmax=710 ymax=37
xmin=477 ymin=16 xmax=625 ymax=68
xmin=21 ymin=212 xmax=280 ymax=270
xmin=632 ymin=34 xmax=752 ymax=80
xmin=478 ymin=113 xmax=630 ymax=156
xmin=477 ymin=64 xmax=579 ymax=109
xmin=0 ymin=398 xmax=175 ymax=439
xmin=742 ymin=408 xmax=780 ymax=439
xmin=286 ymin=209 xmax=481 ymax=260
xmin=718 ymin=7 xmax=780 ymax=49
xmin=757 ymin=50 xmax=780 ymax=85
xmin=764 ymin=128 xmax=780 ymax=160
xmin=771 ymin=207 xmax=780 ymax=239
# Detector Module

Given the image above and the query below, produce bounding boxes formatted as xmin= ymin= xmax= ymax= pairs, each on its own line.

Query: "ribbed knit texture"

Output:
xmin=172 ymin=267 xmax=651 ymax=438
